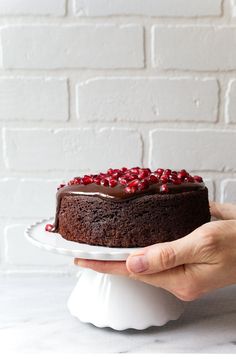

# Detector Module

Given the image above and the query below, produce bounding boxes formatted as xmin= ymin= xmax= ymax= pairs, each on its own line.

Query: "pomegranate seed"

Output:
xmin=57 ymin=183 xmax=66 ymax=190
xmin=111 ymin=171 xmax=120 ymax=179
xmin=82 ymin=175 xmax=93 ymax=185
xmin=177 ymin=173 xmax=185 ymax=181
xmin=180 ymin=169 xmax=188 ymax=176
xmin=138 ymin=179 xmax=149 ymax=190
xmin=130 ymin=167 xmax=140 ymax=175
xmin=45 ymin=224 xmax=54 ymax=232
xmin=124 ymin=174 xmax=137 ymax=181
xmin=171 ymin=178 xmax=181 ymax=185
xmin=193 ymin=175 xmax=203 ymax=183
xmin=149 ymin=174 xmax=159 ymax=184
xmin=155 ymin=168 xmax=164 ymax=175
xmin=138 ymin=169 xmax=150 ymax=179
xmin=107 ymin=168 xmax=114 ymax=175
xmin=100 ymin=178 xmax=109 ymax=186
xmin=163 ymin=169 xmax=171 ymax=176
xmin=121 ymin=167 xmax=128 ymax=173
xmin=94 ymin=177 xmax=101 ymax=185
xmin=109 ymin=178 xmax=118 ymax=187
xmin=73 ymin=177 xmax=81 ymax=184
xmin=160 ymin=184 xmax=169 ymax=193
xmin=127 ymin=179 xmax=140 ymax=188
xmin=186 ymin=176 xmax=194 ymax=183
xmin=160 ymin=175 xmax=168 ymax=184
xmin=119 ymin=178 xmax=127 ymax=186
xmin=125 ymin=186 xmax=138 ymax=194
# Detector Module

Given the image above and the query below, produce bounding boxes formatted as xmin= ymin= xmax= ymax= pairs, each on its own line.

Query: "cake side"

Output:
xmin=57 ymin=187 xmax=210 ymax=247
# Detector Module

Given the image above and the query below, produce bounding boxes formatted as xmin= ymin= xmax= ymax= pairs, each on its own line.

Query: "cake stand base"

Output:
xmin=67 ymin=268 xmax=185 ymax=331
xmin=25 ymin=219 xmax=185 ymax=331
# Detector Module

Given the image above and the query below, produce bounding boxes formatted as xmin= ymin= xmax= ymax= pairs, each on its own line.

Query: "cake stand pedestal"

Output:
xmin=25 ymin=218 xmax=185 ymax=331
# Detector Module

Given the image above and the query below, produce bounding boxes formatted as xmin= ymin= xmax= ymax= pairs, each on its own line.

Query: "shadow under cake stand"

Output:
xmin=25 ymin=218 xmax=185 ymax=331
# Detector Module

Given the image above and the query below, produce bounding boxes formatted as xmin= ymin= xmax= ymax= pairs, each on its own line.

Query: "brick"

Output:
xmin=0 ymin=0 xmax=65 ymax=16
xmin=152 ymin=26 xmax=236 ymax=71
xmin=77 ymin=77 xmax=219 ymax=123
xmin=150 ymin=130 xmax=236 ymax=171
xmin=0 ymin=178 xmax=59 ymax=218
xmin=74 ymin=0 xmax=222 ymax=17
xmin=5 ymin=224 xmax=70 ymax=266
xmin=221 ymin=179 xmax=236 ymax=204
xmin=225 ymin=79 xmax=236 ymax=124
xmin=3 ymin=128 xmax=142 ymax=171
xmin=0 ymin=77 xmax=68 ymax=121
xmin=1 ymin=25 xmax=144 ymax=69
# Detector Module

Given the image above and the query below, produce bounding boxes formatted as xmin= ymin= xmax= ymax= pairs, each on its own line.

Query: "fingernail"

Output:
xmin=127 ymin=255 xmax=148 ymax=273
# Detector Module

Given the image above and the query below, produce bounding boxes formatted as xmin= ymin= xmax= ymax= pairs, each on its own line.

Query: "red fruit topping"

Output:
xmin=171 ymin=178 xmax=181 ymax=185
xmin=73 ymin=177 xmax=81 ymax=184
xmin=155 ymin=168 xmax=164 ymax=175
xmin=138 ymin=169 xmax=150 ymax=179
xmin=186 ymin=176 xmax=194 ymax=183
xmin=149 ymin=174 xmax=159 ymax=184
xmin=127 ymin=179 xmax=140 ymax=188
xmin=57 ymin=183 xmax=66 ymax=190
xmin=45 ymin=224 xmax=54 ymax=232
xmin=138 ymin=179 xmax=149 ymax=190
xmin=82 ymin=175 xmax=93 ymax=185
xmin=65 ymin=167 xmax=204 ymax=195
xmin=125 ymin=186 xmax=138 ymax=194
xmin=177 ymin=172 xmax=185 ymax=180
xmin=100 ymin=178 xmax=109 ymax=186
xmin=160 ymin=175 xmax=168 ymax=184
xmin=194 ymin=175 xmax=203 ymax=183
xmin=94 ymin=177 xmax=101 ymax=185
xmin=119 ymin=177 xmax=128 ymax=186
xmin=107 ymin=168 xmax=114 ymax=175
xmin=130 ymin=167 xmax=140 ymax=175
xmin=163 ymin=169 xmax=171 ymax=176
xmin=109 ymin=178 xmax=118 ymax=187
xmin=160 ymin=184 xmax=169 ymax=193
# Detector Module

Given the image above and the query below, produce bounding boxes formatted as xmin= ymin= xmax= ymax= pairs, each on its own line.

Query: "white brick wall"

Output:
xmin=77 ymin=77 xmax=219 ymax=123
xmin=0 ymin=0 xmax=235 ymax=274
xmin=3 ymin=128 xmax=142 ymax=171
xmin=0 ymin=0 xmax=66 ymax=16
xmin=152 ymin=26 xmax=236 ymax=71
xmin=74 ymin=0 xmax=222 ymax=17
xmin=0 ymin=77 xmax=68 ymax=121
xmin=1 ymin=25 xmax=144 ymax=69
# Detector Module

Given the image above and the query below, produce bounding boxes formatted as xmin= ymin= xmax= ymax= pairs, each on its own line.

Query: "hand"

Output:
xmin=74 ymin=202 xmax=236 ymax=301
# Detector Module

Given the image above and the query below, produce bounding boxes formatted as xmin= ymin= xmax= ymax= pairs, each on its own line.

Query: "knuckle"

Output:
xmin=195 ymin=225 xmax=219 ymax=257
xmin=158 ymin=244 xmax=177 ymax=270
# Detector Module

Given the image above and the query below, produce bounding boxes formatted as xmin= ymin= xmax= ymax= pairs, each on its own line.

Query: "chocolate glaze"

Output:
xmin=52 ymin=181 xmax=205 ymax=231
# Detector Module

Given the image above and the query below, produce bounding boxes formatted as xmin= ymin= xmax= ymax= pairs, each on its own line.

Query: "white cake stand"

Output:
xmin=25 ymin=218 xmax=185 ymax=331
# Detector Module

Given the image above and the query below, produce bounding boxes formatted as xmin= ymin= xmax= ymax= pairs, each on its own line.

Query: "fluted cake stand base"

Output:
xmin=26 ymin=218 xmax=185 ymax=331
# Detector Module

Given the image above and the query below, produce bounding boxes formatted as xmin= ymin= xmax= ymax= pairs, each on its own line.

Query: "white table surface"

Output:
xmin=1 ymin=273 xmax=236 ymax=354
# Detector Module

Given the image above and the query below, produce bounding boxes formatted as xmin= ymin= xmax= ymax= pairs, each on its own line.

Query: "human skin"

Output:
xmin=74 ymin=202 xmax=236 ymax=301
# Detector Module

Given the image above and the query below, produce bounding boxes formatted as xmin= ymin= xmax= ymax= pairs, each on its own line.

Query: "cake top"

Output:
xmin=56 ymin=167 xmax=205 ymax=200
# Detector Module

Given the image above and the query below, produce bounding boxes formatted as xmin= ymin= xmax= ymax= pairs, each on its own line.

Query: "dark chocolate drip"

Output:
xmin=52 ymin=182 xmax=205 ymax=232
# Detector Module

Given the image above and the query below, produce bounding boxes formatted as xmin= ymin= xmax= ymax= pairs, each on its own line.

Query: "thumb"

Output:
xmin=126 ymin=233 xmax=197 ymax=275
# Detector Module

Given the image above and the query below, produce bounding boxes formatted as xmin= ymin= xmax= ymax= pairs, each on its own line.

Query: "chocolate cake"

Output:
xmin=46 ymin=167 xmax=211 ymax=248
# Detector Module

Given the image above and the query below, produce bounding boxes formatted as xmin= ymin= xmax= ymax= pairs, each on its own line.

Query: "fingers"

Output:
xmin=126 ymin=234 xmax=197 ymax=275
xmin=74 ymin=258 xmax=129 ymax=276
xmin=210 ymin=201 xmax=236 ymax=220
